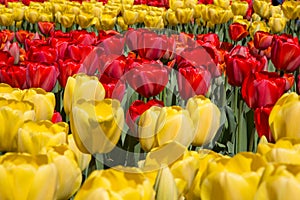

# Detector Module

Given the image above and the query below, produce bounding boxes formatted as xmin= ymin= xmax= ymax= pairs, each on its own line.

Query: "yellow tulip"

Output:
xmin=268 ymin=14 xmax=287 ymax=33
xmin=13 ymin=7 xmax=25 ymax=21
xmin=186 ymin=95 xmax=221 ymax=146
xmin=57 ymin=12 xmax=76 ymax=28
xmin=233 ymin=15 xmax=250 ymax=28
xmin=24 ymin=8 xmax=39 ymax=24
xmin=175 ymin=7 xmax=194 ymax=24
xmin=270 ymin=5 xmax=283 ymax=17
xmin=52 ymin=3 xmax=65 ymax=14
xmin=0 ymin=99 xmax=35 ymax=152
xmin=75 ymin=167 xmax=155 ymax=200
xmin=91 ymin=5 xmax=103 ymax=18
xmin=0 ymin=83 xmax=24 ymax=100
xmin=0 ymin=153 xmax=58 ymax=200
xmin=155 ymin=166 xmax=179 ymax=200
xmin=123 ymin=9 xmax=139 ymax=25
xmin=0 ymin=12 xmax=14 ymax=27
xmin=76 ymin=12 xmax=97 ymax=29
xmin=214 ymin=0 xmax=230 ymax=9
xmin=249 ymin=21 xmax=270 ymax=38
xmin=209 ymin=6 xmax=233 ymax=24
xmin=138 ymin=106 xmax=194 ymax=152
xmin=252 ymin=13 xmax=261 ymax=21
xmin=166 ymin=9 xmax=179 ymax=26
xmin=144 ymin=14 xmax=164 ymax=28
xmin=17 ymin=120 xmax=68 ymax=155
xmin=39 ymin=12 xmax=53 ymax=22
xmin=282 ymin=0 xmax=300 ymax=20
xmin=117 ymin=16 xmax=128 ymax=31
xmin=63 ymin=74 xmax=105 ymax=116
xmin=42 ymin=145 xmax=82 ymax=200
xmin=100 ymin=14 xmax=117 ymax=30
xmin=65 ymin=5 xmax=81 ymax=15
xmin=169 ymin=0 xmax=184 ymax=10
xmin=133 ymin=5 xmax=148 ymax=23
xmin=70 ymin=98 xmax=124 ymax=154
xmin=253 ymin=0 xmax=271 ymax=18
xmin=22 ymin=88 xmax=55 ymax=121
xmin=67 ymin=134 xmax=91 ymax=171
xmin=231 ymin=1 xmax=249 ymax=16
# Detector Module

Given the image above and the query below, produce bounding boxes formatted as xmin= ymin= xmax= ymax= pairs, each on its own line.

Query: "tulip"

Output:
xmin=99 ymin=14 xmax=117 ymax=30
xmin=71 ymin=30 xmax=97 ymax=46
xmin=253 ymin=0 xmax=270 ymax=18
xmin=98 ymin=31 xmax=125 ymax=55
xmin=57 ymin=59 xmax=82 ymax=88
xmin=138 ymin=106 xmax=194 ymax=152
xmin=39 ymin=12 xmax=53 ymax=22
xmin=51 ymin=111 xmax=62 ymax=123
xmin=0 ymin=51 xmax=14 ymax=66
xmin=63 ymin=73 xmax=105 ymax=115
xmin=175 ymin=8 xmax=194 ymax=24
xmin=15 ymin=30 xmax=35 ymax=44
xmin=123 ymin=9 xmax=139 ymax=25
xmin=241 ymin=71 xmax=288 ymax=109
xmin=0 ymin=12 xmax=14 ymax=27
xmin=67 ymin=134 xmax=91 ymax=171
xmin=268 ymin=14 xmax=287 ymax=33
xmin=99 ymin=74 xmax=126 ymax=101
xmin=25 ymin=62 xmax=59 ymax=92
xmin=0 ymin=99 xmax=35 ymax=152
xmin=126 ymin=99 xmax=164 ymax=137
xmin=57 ymin=12 xmax=76 ymax=28
xmin=38 ymin=22 xmax=55 ymax=36
xmin=117 ymin=16 xmax=128 ymax=31
xmin=253 ymin=31 xmax=273 ymax=50
xmin=126 ymin=60 xmax=169 ymax=98
xmin=254 ymin=106 xmax=274 ymax=142
xmin=12 ymin=7 xmax=24 ymax=22
xmin=231 ymin=1 xmax=249 ymax=16
xmin=42 ymin=144 xmax=82 ymax=200
xmin=24 ymin=8 xmax=39 ymax=24
xmin=26 ymin=45 xmax=58 ymax=65
xmin=0 ymin=83 xmax=23 ymax=100
xmin=269 ymin=92 xmax=300 ymax=141
xmin=186 ymin=95 xmax=221 ymax=146
xmin=166 ymin=9 xmax=179 ymax=26
xmin=76 ymin=12 xmax=97 ymax=29
xmin=225 ymin=45 xmax=267 ymax=86
xmin=98 ymin=54 xmax=127 ymax=79
xmin=22 ymin=88 xmax=55 ymax=121
xmin=271 ymin=34 xmax=300 ymax=72
xmin=214 ymin=0 xmax=230 ymax=8
xmin=155 ymin=166 xmax=179 ymax=200
xmin=18 ymin=120 xmax=68 ymax=155
xmin=249 ymin=21 xmax=270 ymax=38
xmin=74 ymin=167 xmax=155 ymax=200
xmin=0 ymin=65 xmax=28 ymax=89
xmin=229 ymin=22 xmax=249 ymax=41
xmin=282 ymin=0 xmax=300 ymax=20
xmin=0 ymin=153 xmax=58 ymax=200
xmin=70 ymin=98 xmax=124 ymax=154
xmin=196 ymin=33 xmax=220 ymax=48
xmin=208 ymin=6 xmax=233 ymax=24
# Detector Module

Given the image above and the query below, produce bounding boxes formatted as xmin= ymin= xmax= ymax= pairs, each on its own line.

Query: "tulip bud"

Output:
xmin=214 ymin=0 xmax=230 ymax=9
xmin=123 ymin=9 xmax=139 ymax=25
xmin=253 ymin=0 xmax=271 ymax=19
xmin=282 ymin=0 xmax=300 ymax=20
xmin=186 ymin=95 xmax=221 ymax=146
xmin=76 ymin=12 xmax=97 ymax=29
xmin=166 ymin=9 xmax=179 ymax=26
xmin=268 ymin=14 xmax=287 ymax=33
xmin=24 ymin=8 xmax=39 ymax=24
xmin=155 ymin=166 xmax=179 ymax=200
xmin=231 ymin=1 xmax=249 ymax=16
xmin=175 ymin=8 xmax=194 ymax=24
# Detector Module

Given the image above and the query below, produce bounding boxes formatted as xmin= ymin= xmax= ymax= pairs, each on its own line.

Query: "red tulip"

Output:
xmin=125 ymin=29 xmax=150 ymax=53
xmin=247 ymin=40 xmax=271 ymax=59
xmin=254 ymin=106 xmax=274 ymax=142
xmin=58 ymin=59 xmax=82 ymax=88
xmin=51 ymin=111 xmax=63 ymax=123
xmin=225 ymin=45 xmax=267 ymax=86
xmin=253 ymin=31 xmax=273 ymax=50
xmin=99 ymin=74 xmax=126 ymax=102
xmin=271 ymin=34 xmax=300 ymax=72
xmin=241 ymin=71 xmax=288 ymax=109
xmin=49 ymin=37 xmax=71 ymax=60
xmin=50 ymin=30 xmax=71 ymax=38
xmin=99 ymin=54 xmax=127 ymax=79
xmin=0 ymin=51 xmax=14 ymax=66
xmin=297 ymin=75 xmax=300 ymax=95
xmin=198 ymin=0 xmax=214 ymax=4
xmin=0 ymin=30 xmax=14 ymax=44
xmin=71 ymin=30 xmax=97 ymax=46
xmin=24 ymin=37 xmax=47 ymax=52
xmin=126 ymin=60 xmax=168 ymax=98
xmin=27 ymin=45 xmax=58 ymax=65
xmin=38 ymin=22 xmax=55 ymax=36
xmin=177 ymin=66 xmax=212 ymax=100
xmin=66 ymin=44 xmax=94 ymax=62
xmin=26 ymin=62 xmax=59 ymax=92
xmin=196 ymin=33 xmax=220 ymax=48
xmin=15 ymin=30 xmax=35 ymax=44
xmin=97 ymin=30 xmax=120 ymax=43
xmin=0 ymin=65 xmax=28 ymax=89
xmin=229 ymin=23 xmax=249 ymax=42
xmin=126 ymin=99 xmax=164 ymax=137
xmin=99 ymin=32 xmax=125 ymax=55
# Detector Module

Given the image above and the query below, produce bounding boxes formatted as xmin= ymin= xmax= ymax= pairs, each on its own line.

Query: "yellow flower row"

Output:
xmin=0 ymin=0 xmax=298 ymax=31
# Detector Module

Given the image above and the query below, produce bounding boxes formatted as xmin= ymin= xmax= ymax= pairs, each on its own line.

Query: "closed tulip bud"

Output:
xmin=100 ymin=14 xmax=116 ymax=30
xmin=22 ymin=88 xmax=55 ymax=121
xmin=0 ymin=153 xmax=58 ymax=200
xmin=144 ymin=14 xmax=164 ymax=29
xmin=65 ymin=5 xmax=81 ymax=15
xmin=253 ymin=0 xmax=271 ymax=19
xmin=184 ymin=0 xmax=197 ymax=8
xmin=76 ymin=12 xmax=97 ymax=29
xmin=186 ymin=95 xmax=221 ymax=146
xmin=155 ymin=166 xmax=179 ymax=200
xmin=67 ymin=134 xmax=91 ymax=171
xmin=175 ymin=8 xmax=194 ymax=24
xmin=0 ymin=12 xmax=14 ymax=27
xmin=138 ymin=106 xmax=195 ymax=152
xmin=57 ymin=12 xmax=75 ymax=28
xmin=70 ymin=98 xmax=124 ymax=154
xmin=24 ymin=8 xmax=39 ymax=24
xmin=18 ymin=120 xmax=68 ymax=155
xmin=13 ymin=7 xmax=24 ymax=21
xmin=269 ymin=92 xmax=300 ymax=141
xmin=170 ymin=0 xmax=184 ymax=10
xmin=282 ymin=0 xmax=300 ymax=20
xmin=209 ymin=6 xmax=233 ymax=24
xmin=166 ymin=9 xmax=179 ymax=26
xmin=231 ymin=1 xmax=249 ymax=16
xmin=214 ymin=0 xmax=230 ymax=9
xmin=39 ymin=12 xmax=53 ymax=22
xmin=117 ymin=16 xmax=128 ymax=31
xmin=42 ymin=145 xmax=82 ymax=200
xmin=0 ymin=99 xmax=35 ymax=151
xmin=252 ymin=13 xmax=261 ymax=21
xmin=249 ymin=21 xmax=270 ymax=38
xmin=268 ymin=14 xmax=287 ymax=33
xmin=270 ymin=5 xmax=282 ymax=17
xmin=123 ymin=9 xmax=139 ymax=25
xmin=233 ymin=15 xmax=250 ymax=28
xmin=75 ymin=167 xmax=155 ymax=200
xmin=63 ymin=74 xmax=105 ymax=116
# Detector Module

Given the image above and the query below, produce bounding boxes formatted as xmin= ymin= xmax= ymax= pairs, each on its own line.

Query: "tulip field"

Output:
xmin=1 ymin=0 xmax=300 ymax=199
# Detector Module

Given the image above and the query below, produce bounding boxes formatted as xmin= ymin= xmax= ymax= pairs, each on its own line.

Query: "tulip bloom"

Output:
xmin=58 ymin=59 xmax=82 ymax=88
xmin=63 ymin=74 xmax=105 ymax=115
xmin=70 ymin=98 xmax=124 ymax=154
xmin=0 ymin=99 xmax=35 ymax=152
xmin=271 ymin=34 xmax=300 ymax=72
xmin=269 ymin=92 xmax=300 ymax=141
xmin=225 ymin=45 xmax=267 ymax=87
xmin=99 ymin=74 xmax=126 ymax=101
xmin=126 ymin=60 xmax=168 ymax=98
xmin=38 ymin=21 xmax=55 ymax=36
xmin=254 ymin=106 xmax=274 ymax=142
xmin=126 ymin=99 xmax=164 ymax=137
xmin=18 ymin=120 xmax=68 ymax=155
xmin=196 ymin=33 xmax=220 ymax=48
xmin=253 ymin=31 xmax=273 ymax=50
xmin=229 ymin=23 xmax=249 ymax=42
xmin=241 ymin=71 xmax=288 ymax=109
xmin=26 ymin=45 xmax=58 ymax=65
xmin=75 ymin=167 xmax=155 ymax=199
xmin=268 ymin=14 xmax=287 ymax=33
xmin=98 ymin=54 xmax=127 ymax=79
xmin=0 ymin=153 xmax=58 ymax=200
xmin=186 ymin=95 xmax=221 ymax=146
xmin=0 ymin=65 xmax=28 ymax=89
xmin=177 ymin=67 xmax=212 ymax=100
xmin=138 ymin=106 xmax=194 ymax=152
